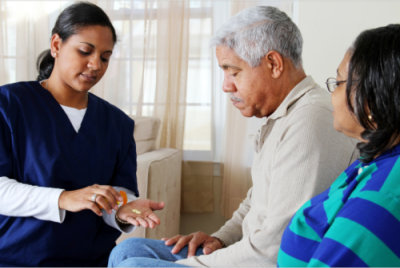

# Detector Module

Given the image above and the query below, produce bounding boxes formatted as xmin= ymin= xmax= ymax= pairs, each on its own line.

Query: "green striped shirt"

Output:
xmin=278 ymin=144 xmax=400 ymax=267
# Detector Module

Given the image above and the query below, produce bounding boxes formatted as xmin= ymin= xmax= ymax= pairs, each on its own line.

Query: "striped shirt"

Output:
xmin=278 ymin=144 xmax=400 ymax=267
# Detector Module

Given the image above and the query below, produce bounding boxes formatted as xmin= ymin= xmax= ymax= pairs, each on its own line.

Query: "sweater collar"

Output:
xmin=254 ymin=76 xmax=319 ymax=153
xmin=267 ymin=76 xmax=318 ymax=121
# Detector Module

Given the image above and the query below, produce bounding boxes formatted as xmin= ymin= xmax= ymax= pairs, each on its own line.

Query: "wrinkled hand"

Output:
xmin=58 ymin=184 xmax=122 ymax=216
xmin=162 ymin=231 xmax=224 ymax=257
xmin=116 ymin=199 xmax=164 ymax=228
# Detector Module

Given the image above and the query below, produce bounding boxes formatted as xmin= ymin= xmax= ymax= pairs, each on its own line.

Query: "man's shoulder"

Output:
xmin=272 ymin=76 xmax=331 ymax=120
xmin=292 ymin=83 xmax=332 ymax=111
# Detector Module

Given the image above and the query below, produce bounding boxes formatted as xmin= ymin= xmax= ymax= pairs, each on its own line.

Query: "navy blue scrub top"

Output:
xmin=0 ymin=81 xmax=138 ymax=266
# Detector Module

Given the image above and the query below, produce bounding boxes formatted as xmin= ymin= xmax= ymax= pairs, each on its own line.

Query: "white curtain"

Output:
xmin=0 ymin=1 xmax=65 ymax=83
xmin=95 ymin=0 xmax=196 ymax=149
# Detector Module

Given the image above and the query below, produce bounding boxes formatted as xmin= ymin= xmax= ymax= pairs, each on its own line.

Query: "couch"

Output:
xmin=116 ymin=116 xmax=182 ymax=243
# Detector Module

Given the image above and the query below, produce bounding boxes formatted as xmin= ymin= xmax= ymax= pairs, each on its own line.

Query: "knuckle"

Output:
xmin=170 ymin=235 xmax=180 ymax=241
xmin=104 ymin=186 xmax=113 ymax=192
xmin=176 ymin=239 xmax=185 ymax=246
xmin=182 ymin=236 xmax=190 ymax=242
xmin=194 ymin=231 xmax=203 ymax=237
xmin=188 ymin=240 xmax=197 ymax=246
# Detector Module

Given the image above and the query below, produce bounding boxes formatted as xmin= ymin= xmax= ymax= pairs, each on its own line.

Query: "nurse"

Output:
xmin=0 ymin=2 xmax=163 ymax=266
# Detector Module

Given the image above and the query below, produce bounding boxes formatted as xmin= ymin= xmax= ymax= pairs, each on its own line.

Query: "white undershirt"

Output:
xmin=60 ymin=104 xmax=87 ymax=132
xmin=0 ymin=105 xmax=136 ymax=232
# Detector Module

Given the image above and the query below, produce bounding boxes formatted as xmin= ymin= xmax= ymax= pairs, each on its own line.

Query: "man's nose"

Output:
xmin=222 ymin=75 xmax=236 ymax=93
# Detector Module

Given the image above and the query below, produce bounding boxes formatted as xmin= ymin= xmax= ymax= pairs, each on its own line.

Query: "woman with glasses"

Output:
xmin=278 ymin=24 xmax=400 ymax=267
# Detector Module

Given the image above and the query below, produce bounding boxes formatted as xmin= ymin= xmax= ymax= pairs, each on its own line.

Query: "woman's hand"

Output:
xmin=116 ymin=199 xmax=165 ymax=228
xmin=58 ymin=184 xmax=122 ymax=216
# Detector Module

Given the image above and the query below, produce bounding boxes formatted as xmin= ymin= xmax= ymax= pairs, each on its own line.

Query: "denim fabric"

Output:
xmin=108 ymin=238 xmax=203 ymax=267
xmin=116 ymin=257 xmax=188 ymax=267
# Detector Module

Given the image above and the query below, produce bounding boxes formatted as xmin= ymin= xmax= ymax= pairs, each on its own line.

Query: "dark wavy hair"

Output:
xmin=346 ymin=24 xmax=400 ymax=163
xmin=36 ymin=1 xmax=117 ymax=81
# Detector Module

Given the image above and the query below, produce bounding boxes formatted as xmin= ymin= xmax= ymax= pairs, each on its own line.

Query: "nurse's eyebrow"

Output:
xmin=80 ymin=42 xmax=113 ymax=54
xmin=80 ymin=42 xmax=94 ymax=48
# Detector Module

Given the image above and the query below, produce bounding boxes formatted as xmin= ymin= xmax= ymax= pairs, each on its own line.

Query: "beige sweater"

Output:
xmin=177 ymin=76 xmax=358 ymax=267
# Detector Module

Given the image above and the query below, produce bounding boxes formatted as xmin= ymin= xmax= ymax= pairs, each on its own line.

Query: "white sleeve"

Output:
xmin=210 ymin=188 xmax=252 ymax=246
xmin=102 ymin=186 xmax=137 ymax=233
xmin=0 ymin=176 xmax=65 ymax=223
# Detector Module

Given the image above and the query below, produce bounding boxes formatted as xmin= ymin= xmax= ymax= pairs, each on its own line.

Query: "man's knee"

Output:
xmin=109 ymin=238 xmax=150 ymax=266
xmin=108 ymin=238 xmax=170 ymax=267
xmin=118 ymin=257 xmax=187 ymax=267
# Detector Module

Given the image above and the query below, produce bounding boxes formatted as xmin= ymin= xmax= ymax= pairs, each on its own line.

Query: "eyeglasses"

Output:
xmin=325 ymin=77 xmax=347 ymax=93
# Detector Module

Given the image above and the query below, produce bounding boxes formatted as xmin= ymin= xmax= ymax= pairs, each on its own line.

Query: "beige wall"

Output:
xmin=181 ymin=161 xmax=217 ymax=213
xmin=180 ymin=161 xmax=226 ymax=234
xmin=298 ymin=0 xmax=400 ymax=86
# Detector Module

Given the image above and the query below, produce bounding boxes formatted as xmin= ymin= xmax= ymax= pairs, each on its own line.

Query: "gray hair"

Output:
xmin=211 ymin=6 xmax=303 ymax=68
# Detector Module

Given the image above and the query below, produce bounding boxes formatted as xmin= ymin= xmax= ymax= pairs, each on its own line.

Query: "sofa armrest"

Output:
xmin=117 ymin=148 xmax=182 ymax=243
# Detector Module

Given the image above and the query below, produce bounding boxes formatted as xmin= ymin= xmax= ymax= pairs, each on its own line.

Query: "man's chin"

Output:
xmin=239 ymin=109 xmax=254 ymax=118
xmin=232 ymin=104 xmax=256 ymax=117
xmin=239 ymin=109 xmax=267 ymax=118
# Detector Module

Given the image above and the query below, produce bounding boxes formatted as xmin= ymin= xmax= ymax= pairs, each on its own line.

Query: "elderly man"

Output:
xmin=108 ymin=6 xmax=357 ymax=267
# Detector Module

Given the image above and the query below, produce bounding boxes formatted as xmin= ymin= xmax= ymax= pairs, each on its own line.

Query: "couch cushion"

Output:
xmin=131 ymin=116 xmax=161 ymax=155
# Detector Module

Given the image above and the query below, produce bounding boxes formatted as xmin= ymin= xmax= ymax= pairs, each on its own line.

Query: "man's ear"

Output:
xmin=50 ymin=33 xmax=62 ymax=58
xmin=264 ymin=51 xmax=284 ymax=78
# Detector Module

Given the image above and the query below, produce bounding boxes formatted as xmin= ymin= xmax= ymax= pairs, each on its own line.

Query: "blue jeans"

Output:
xmin=108 ymin=238 xmax=204 ymax=267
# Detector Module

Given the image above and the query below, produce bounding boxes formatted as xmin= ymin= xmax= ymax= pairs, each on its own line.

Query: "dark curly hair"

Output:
xmin=36 ymin=1 xmax=117 ymax=81
xmin=346 ymin=24 xmax=400 ymax=163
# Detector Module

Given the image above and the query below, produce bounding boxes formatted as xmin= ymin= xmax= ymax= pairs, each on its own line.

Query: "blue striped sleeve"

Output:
xmin=309 ymin=238 xmax=368 ymax=267
xmin=279 ymin=227 xmax=320 ymax=262
xmin=339 ymin=197 xmax=400 ymax=256
xmin=308 ymin=196 xmax=400 ymax=267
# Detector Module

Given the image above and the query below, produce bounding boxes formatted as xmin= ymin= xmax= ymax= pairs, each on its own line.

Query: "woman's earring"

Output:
xmin=52 ymin=52 xmax=56 ymax=57
xmin=368 ymin=114 xmax=373 ymax=121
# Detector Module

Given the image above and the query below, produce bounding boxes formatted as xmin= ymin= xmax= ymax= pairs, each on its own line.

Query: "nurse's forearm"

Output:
xmin=0 ymin=176 xmax=64 ymax=222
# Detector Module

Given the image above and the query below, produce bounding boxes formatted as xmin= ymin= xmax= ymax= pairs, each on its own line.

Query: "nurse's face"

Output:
xmin=51 ymin=25 xmax=114 ymax=93
xmin=331 ymin=51 xmax=365 ymax=140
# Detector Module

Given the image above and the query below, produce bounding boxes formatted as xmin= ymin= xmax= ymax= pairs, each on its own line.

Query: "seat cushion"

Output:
xmin=131 ymin=116 xmax=161 ymax=155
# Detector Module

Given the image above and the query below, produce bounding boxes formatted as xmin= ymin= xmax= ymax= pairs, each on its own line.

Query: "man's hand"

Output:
xmin=162 ymin=231 xmax=224 ymax=257
xmin=116 ymin=199 xmax=164 ymax=228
